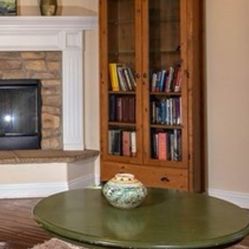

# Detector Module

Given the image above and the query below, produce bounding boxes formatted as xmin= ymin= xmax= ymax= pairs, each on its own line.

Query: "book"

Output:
xmin=155 ymin=71 xmax=161 ymax=92
xmin=127 ymin=67 xmax=136 ymax=90
xmin=174 ymin=66 xmax=182 ymax=92
xmin=128 ymin=96 xmax=135 ymax=123
xmin=113 ymin=130 xmax=122 ymax=156
xmin=165 ymin=66 xmax=174 ymax=92
xmin=131 ymin=131 xmax=136 ymax=157
xmin=108 ymin=130 xmax=114 ymax=154
xmin=116 ymin=97 xmax=123 ymax=122
xmin=117 ymin=66 xmax=128 ymax=91
xmin=109 ymin=63 xmax=120 ymax=91
xmin=159 ymin=70 xmax=166 ymax=92
xmin=122 ymin=96 xmax=129 ymax=122
xmin=123 ymin=68 xmax=133 ymax=91
xmin=151 ymin=73 xmax=157 ymax=92
xmin=122 ymin=131 xmax=131 ymax=156
xmin=158 ymin=132 xmax=167 ymax=160
xmin=109 ymin=95 xmax=116 ymax=121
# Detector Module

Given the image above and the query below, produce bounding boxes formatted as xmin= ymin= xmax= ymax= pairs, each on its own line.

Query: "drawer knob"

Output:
xmin=161 ymin=176 xmax=170 ymax=182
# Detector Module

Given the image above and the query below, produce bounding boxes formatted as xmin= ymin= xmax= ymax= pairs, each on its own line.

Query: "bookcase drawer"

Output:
xmin=101 ymin=162 xmax=188 ymax=191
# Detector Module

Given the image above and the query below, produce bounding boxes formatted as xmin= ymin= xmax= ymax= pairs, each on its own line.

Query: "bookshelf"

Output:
xmin=100 ymin=0 xmax=203 ymax=192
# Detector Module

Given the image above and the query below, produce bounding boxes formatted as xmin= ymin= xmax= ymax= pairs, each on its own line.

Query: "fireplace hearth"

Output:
xmin=0 ymin=79 xmax=41 ymax=150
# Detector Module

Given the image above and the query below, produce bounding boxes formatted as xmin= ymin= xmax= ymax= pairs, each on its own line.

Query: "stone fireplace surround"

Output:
xmin=0 ymin=51 xmax=63 ymax=150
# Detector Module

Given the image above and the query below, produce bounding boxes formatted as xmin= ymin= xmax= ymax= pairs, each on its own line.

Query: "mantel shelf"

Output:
xmin=0 ymin=6 xmax=97 ymax=31
xmin=0 ymin=150 xmax=99 ymax=164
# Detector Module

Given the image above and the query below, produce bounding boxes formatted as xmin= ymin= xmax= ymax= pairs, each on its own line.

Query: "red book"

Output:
xmin=158 ymin=132 xmax=167 ymax=160
xmin=128 ymin=97 xmax=135 ymax=123
xmin=122 ymin=97 xmax=129 ymax=122
xmin=122 ymin=131 xmax=131 ymax=156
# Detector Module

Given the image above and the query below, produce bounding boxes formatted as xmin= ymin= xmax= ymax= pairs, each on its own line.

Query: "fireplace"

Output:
xmin=0 ymin=79 xmax=41 ymax=150
xmin=0 ymin=14 xmax=97 ymax=151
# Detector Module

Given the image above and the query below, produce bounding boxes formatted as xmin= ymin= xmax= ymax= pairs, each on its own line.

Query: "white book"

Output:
xmin=131 ymin=131 xmax=136 ymax=157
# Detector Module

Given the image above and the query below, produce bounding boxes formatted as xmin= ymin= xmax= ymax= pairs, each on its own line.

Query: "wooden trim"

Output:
xmin=102 ymin=161 xmax=188 ymax=190
xmin=141 ymin=0 xmax=150 ymax=164
xmin=134 ymin=0 xmax=143 ymax=163
xmin=99 ymin=0 xmax=108 ymax=162
xmin=186 ymin=0 xmax=203 ymax=192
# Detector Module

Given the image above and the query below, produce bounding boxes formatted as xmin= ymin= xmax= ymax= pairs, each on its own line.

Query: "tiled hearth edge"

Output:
xmin=0 ymin=149 xmax=99 ymax=164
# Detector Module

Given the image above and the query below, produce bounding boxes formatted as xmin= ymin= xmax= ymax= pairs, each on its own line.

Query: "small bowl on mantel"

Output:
xmin=102 ymin=173 xmax=147 ymax=209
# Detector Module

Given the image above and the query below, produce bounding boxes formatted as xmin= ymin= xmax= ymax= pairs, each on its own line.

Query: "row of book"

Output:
xmin=109 ymin=95 xmax=135 ymax=123
xmin=108 ymin=129 xmax=136 ymax=157
xmin=109 ymin=63 xmax=136 ymax=92
xmin=151 ymin=97 xmax=182 ymax=125
xmin=151 ymin=65 xmax=182 ymax=93
xmin=151 ymin=129 xmax=182 ymax=161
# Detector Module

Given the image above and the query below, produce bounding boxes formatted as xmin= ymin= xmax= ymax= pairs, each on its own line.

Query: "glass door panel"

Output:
xmin=107 ymin=0 xmax=138 ymax=159
xmin=148 ymin=0 xmax=183 ymax=163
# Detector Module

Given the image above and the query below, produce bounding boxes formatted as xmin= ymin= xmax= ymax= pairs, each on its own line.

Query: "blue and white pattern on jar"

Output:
xmin=102 ymin=173 xmax=147 ymax=209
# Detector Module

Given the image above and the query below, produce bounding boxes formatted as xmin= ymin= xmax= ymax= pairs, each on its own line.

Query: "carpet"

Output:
xmin=30 ymin=238 xmax=85 ymax=249
xmin=28 ymin=238 xmax=249 ymax=249
xmin=0 ymin=239 xmax=247 ymax=249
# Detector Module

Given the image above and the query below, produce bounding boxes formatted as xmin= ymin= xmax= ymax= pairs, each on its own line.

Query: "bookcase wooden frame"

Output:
xmin=99 ymin=0 xmax=203 ymax=192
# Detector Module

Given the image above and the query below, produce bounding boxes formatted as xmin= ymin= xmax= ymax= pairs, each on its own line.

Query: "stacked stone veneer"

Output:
xmin=0 ymin=52 xmax=62 ymax=150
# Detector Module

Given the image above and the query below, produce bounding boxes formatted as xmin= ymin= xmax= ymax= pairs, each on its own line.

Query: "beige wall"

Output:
xmin=205 ymin=0 xmax=249 ymax=193
xmin=5 ymin=1 xmax=249 ymax=194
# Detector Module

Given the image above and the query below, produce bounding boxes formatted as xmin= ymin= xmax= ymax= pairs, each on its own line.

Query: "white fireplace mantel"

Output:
xmin=0 ymin=13 xmax=97 ymax=150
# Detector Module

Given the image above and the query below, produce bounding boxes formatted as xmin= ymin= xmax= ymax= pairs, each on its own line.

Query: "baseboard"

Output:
xmin=68 ymin=174 xmax=95 ymax=189
xmin=0 ymin=182 xmax=68 ymax=199
xmin=0 ymin=174 xmax=95 ymax=199
xmin=208 ymin=188 xmax=249 ymax=209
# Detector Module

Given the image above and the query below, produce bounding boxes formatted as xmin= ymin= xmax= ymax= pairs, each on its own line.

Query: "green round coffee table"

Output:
xmin=33 ymin=188 xmax=249 ymax=249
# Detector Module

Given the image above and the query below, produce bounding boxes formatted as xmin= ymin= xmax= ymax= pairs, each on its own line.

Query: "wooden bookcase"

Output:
xmin=99 ymin=0 xmax=203 ymax=192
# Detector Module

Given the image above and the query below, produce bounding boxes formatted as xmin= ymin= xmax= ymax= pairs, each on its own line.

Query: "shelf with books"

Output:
xmin=109 ymin=94 xmax=136 ymax=123
xmin=150 ymin=96 xmax=182 ymax=126
xmin=150 ymin=65 xmax=182 ymax=93
xmin=150 ymin=128 xmax=182 ymax=162
xmin=108 ymin=129 xmax=137 ymax=158
xmin=109 ymin=63 xmax=136 ymax=92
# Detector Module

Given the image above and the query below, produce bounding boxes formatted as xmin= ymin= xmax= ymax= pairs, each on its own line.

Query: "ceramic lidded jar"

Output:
xmin=102 ymin=173 xmax=147 ymax=209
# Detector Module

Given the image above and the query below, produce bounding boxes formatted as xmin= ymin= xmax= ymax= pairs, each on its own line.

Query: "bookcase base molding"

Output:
xmin=101 ymin=162 xmax=188 ymax=191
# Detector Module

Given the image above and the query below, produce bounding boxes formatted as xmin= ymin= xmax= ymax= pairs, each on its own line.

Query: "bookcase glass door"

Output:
xmin=107 ymin=0 xmax=139 ymax=160
xmin=147 ymin=0 xmax=184 ymax=164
